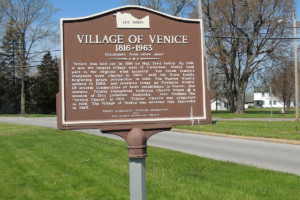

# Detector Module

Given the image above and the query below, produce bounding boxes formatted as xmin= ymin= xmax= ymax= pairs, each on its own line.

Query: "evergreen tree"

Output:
xmin=0 ymin=55 xmax=9 ymax=108
xmin=0 ymin=19 xmax=22 ymax=113
xmin=32 ymin=52 xmax=58 ymax=114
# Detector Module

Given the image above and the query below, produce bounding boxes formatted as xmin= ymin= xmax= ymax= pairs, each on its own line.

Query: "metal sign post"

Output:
xmin=127 ymin=128 xmax=147 ymax=200
xmin=102 ymin=127 xmax=171 ymax=200
xmin=130 ymin=158 xmax=146 ymax=200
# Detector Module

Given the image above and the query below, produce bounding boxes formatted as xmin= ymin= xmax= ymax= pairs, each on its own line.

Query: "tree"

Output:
xmin=201 ymin=0 xmax=294 ymax=114
xmin=123 ymin=0 xmax=294 ymax=114
xmin=271 ymin=62 xmax=294 ymax=110
xmin=0 ymin=54 xmax=9 ymax=108
xmin=0 ymin=0 xmax=58 ymax=114
xmin=209 ymin=62 xmax=227 ymax=111
xmin=123 ymin=0 xmax=195 ymax=17
xmin=31 ymin=52 xmax=58 ymax=114
xmin=0 ymin=19 xmax=22 ymax=112
xmin=0 ymin=0 xmax=5 ymax=25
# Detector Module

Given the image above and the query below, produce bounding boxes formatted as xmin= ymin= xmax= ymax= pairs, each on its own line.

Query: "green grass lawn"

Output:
xmin=176 ymin=121 xmax=300 ymax=141
xmin=0 ymin=107 xmax=297 ymax=119
xmin=0 ymin=123 xmax=299 ymax=200
xmin=212 ymin=107 xmax=296 ymax=118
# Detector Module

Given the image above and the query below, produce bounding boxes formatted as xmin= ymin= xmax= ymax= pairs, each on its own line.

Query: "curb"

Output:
xmin=171 ymin=128 xmax=300 ymax=145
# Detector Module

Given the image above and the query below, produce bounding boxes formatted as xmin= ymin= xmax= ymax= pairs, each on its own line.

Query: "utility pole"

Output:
xmin=198 ymin=0 xmax=205 ymax=56
xmin=270 ymin=85 xmax=273 ymax=121
xmin=198 ymin=0 xmax=210 ymax=90
xmin=293 ymin=13 xmax=299 ymax=121
xmin=197 ymin=0 xmax=203 ymax=19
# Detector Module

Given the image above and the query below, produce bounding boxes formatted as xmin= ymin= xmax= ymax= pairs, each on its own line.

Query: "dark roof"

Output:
xmin=254 ymin=87 xmax=268 ymax=93
xmin=245 ymin=95 xmax=254 ymax=103
xmin=210 ymin=97 xmax=227 ymax=103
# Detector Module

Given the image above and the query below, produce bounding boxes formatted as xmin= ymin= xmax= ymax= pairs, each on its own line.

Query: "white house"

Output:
xmin=253 ymin=88 xmax=294 ymax=108
xmin=210 ymin=87 xmax=293 ymax=111
xmin=244 ymin=95 xmax=254 ymax=109
xmin=211 ymin=98 xmax=228 ymax=111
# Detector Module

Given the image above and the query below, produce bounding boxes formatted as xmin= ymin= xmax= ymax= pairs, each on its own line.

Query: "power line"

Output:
xmin=27 ymin=49 xmax=60 ymax=55
xmin=206 ymin=26 xmax=300 ymax=30
xmin=205 ymin=35 xmax=300 ymax=40
xmin=1 ymin=65 xmax=44 ymax=70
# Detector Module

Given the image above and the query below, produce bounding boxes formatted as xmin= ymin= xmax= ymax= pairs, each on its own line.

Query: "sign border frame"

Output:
xmin=59 ymin=5 xmax=208 ymax=126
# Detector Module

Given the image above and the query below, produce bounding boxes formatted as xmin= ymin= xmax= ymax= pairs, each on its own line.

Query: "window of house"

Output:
xmin=269 ymin=101 xmax=272 ymax=105
xmin=274 ymin=101 xmax=276 ymax=105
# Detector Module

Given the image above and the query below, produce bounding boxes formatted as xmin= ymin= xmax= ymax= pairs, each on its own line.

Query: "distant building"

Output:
xmin=211 ymin=87 xmax=292 ymax=111
xmin=253 ymin=87 xmax=293 ymax=108
xmin=211 ymin=98 xmax=228 ymax=111
xmin=244 ymin=94 xmax=254 ymax=109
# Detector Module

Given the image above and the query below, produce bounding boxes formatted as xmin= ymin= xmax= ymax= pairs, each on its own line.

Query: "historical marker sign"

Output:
xmin=57 ymin=6 xmax=211 ymax=131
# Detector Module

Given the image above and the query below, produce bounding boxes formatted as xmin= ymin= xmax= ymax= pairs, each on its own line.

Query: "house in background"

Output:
xmin=210 ymin=98 xmax=228 ymax=111
xmin=244 ymin=94 xmax=254 ymax=109
xmin=253 ymin=87 xmax=294 ymax=108
xmin=211 ymin=87 xmax=293 ymax=111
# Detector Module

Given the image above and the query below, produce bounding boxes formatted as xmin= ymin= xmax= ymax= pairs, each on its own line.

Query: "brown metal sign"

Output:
xmin=57 ymin=6 xmax=211 ymax=131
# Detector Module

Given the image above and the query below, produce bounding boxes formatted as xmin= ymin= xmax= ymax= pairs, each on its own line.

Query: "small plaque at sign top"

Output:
xmin=56 ymin=5 xmax=212 ymax=131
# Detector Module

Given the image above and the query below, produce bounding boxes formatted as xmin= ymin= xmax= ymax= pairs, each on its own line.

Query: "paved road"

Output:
xmin=1 ymin=117 xmax=300 ymax=176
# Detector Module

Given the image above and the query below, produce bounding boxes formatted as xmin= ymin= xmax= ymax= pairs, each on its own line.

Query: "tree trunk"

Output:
xmin=287 ymin=100 xmax=291 ymax=110
xmin=20 ymin=32 xmax=26 ymax=115
xmin=234 ymin=91 xmax=245 ymax=114
xmin=225 ymin=77 xmax=235 ymax=112
xmin=234 ymin=81 xmax=247 ymax=114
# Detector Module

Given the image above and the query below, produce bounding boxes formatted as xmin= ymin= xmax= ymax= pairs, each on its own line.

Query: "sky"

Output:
xmin=52 ymin=0 xmax=300 ymax=20
xmin=52 ymin=0 xmax=124 ymax=19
